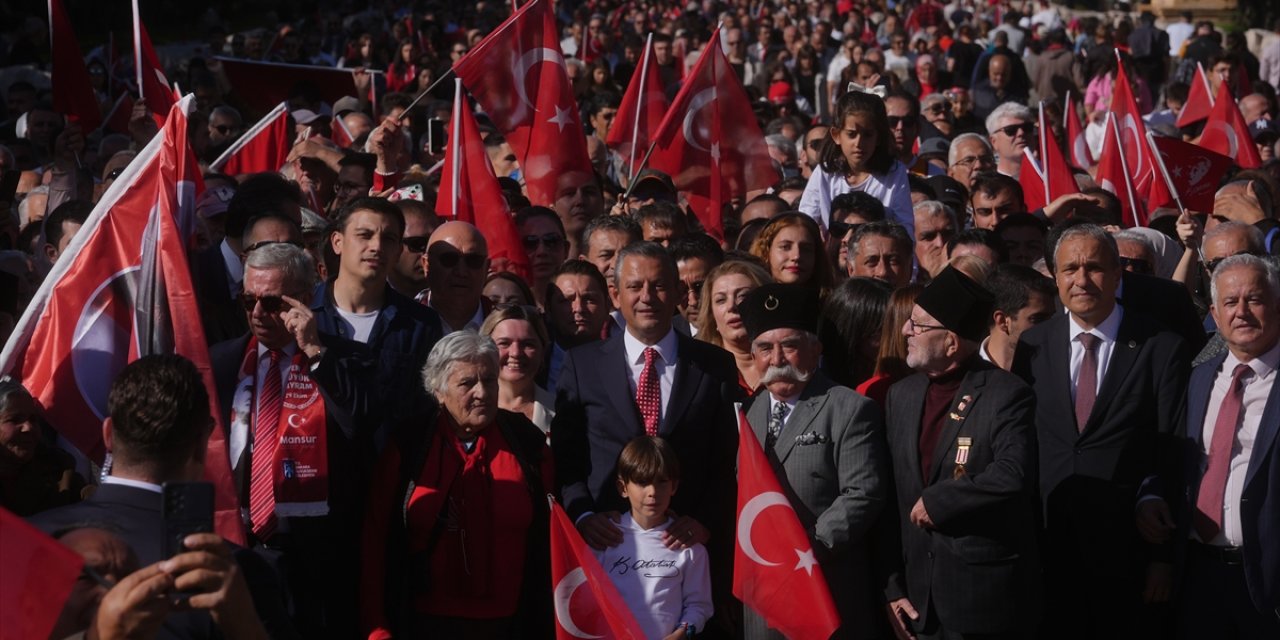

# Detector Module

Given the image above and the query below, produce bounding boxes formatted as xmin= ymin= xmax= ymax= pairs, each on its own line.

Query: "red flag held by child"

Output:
xmin=734 ymin=407 xmax=841 ymax=639
xmin=549 ymin=499 xmax=646 ymax=640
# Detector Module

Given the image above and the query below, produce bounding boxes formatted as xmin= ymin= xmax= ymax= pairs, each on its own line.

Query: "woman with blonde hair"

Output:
xmin=748 ymin=213 xmax=834 ymax=298
xmin=696 ymin=259 xmax=774 ymax=393
xmin=480 ymin=305 xmax=555 ymax=435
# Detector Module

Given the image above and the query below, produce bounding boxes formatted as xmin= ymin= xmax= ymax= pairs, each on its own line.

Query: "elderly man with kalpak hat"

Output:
xmin=738 ymin=283 xmax=890 ymax=640
xmin=879 ymin=266 xmax=1042 ymax=639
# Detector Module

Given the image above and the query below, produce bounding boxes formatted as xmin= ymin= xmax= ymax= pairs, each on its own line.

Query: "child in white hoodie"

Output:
xmin=595 ymin=437 xmax=713 ymax=639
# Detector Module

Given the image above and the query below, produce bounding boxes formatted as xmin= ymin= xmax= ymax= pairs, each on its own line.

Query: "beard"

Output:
xmin=760 ymin=364 xmax=812 ymax=386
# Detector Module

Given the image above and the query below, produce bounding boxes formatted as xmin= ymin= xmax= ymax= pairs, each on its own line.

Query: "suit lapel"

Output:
xmin=663 ymin=336 xmax=701 ymax=434
xmin=1043 ymin=316 xmax=1078 ymax=440
xmin=600 ymin=337 xmax=644 ymax=436
xmin=1087 ymin=313 xmax=1142 ymax=433
xmin=1245 ymin=372 xmax=1280 ymax=489
xmin=776 ymin=378 xmax=832 ymax=464
xmin=1187 ymin=354 xmax=1226 ymax=444
xmin=747 ymin=395 xmax=770 ymax=449
xmin=929 ymin=369 xmax=987 ymax=485
xmin=898 ymin=375 xmax=928 ymax=489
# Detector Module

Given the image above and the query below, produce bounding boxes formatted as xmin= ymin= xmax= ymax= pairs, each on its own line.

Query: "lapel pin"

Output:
xmin=1127 ymin=340 xmax=1136 ymax=348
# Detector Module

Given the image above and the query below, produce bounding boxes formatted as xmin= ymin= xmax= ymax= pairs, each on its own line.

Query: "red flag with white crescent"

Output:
xmin=132 ymin=1 xmax=174 ymax=121
xmin=606 ymin=34 xmax=669 ymax=178
xmin=650 ymin=29 xmax=779 ymax=241
xmin=48 ymin=0 xmax=103 ymax=132
xmin=1110 ymin=55 xmax=1158 ymax=200
xmin=733 ymin=406 xmax=841 ymax=639
xmin=1095 ymin=113 xmax=1147 ymax=227
xmin=452 ymin=0 xmax=593 ymax=206
xmin=1064 ymin=92 xmax=1092 ymax=169
xmin=1198 ymin=80 xmax=1262 ymax=169
xmin=549 ymin=498 xmax=646 ymax=640
xmin=0 ymin=96 xmax=243 ymax=546
xmin=209 ymin=102 xmax=290 ymax=175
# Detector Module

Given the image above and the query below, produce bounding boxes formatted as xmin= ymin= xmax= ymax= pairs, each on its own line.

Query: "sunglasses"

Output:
xmin=403 ymin=236 xmax=429 ymax=253
xmin=433 ymin=250 xmax=487 ymax=270
xmin=1119 ymin=257 xmax=1153 ymax=275
xmin=240 ymin=293 xmax=288 ymax=313
xmin=1205 ymin=251 xmax=1256 ymax=273
xmin=926 ymin=102 xmax=951 ymax=114
xmin=522 ymin=233 xmax=565 ymax=251
xmin=996 ymin=122 xmax=1036 ymax=138
xmin=829 ymin=220 xmax=861 ymax=238
xmin=807 ymin=138 xmax=826 ymax=150
xmin=243 ymin=240 xmax=304 ymax=255
xmin=886 ymin=116 xmax=915 ymax=129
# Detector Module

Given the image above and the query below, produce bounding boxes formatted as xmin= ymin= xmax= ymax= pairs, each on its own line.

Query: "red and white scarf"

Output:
xmin=230 ymin=338 xmax=329 ymax=518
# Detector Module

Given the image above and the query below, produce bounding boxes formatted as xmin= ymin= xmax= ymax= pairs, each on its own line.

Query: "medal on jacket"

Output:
xmin=954 ymin=437 xmax=972 ymax=478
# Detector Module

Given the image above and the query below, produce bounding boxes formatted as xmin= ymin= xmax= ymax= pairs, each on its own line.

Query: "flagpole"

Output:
xmin=1197 ymin=62 xmax=1214 ymax=106
xmin=1145 ymin=131 xmax=1185 ymax=215
xmin=209 ymin=101 xmax=288 ymax=171
xmin=628 ymin=33 xmax=654 ymax=186
xmin=399 ymin=68 xmax=455 ymax=123
xmin=131 ymin=0 xmax=144 ymax=102
xmin=451 ymin=79 xmax=463 ymax=219
xmin=1038 ymin=102 xmax=1050 ymax=206
xmin=1107 ymin=112 xmax=1143 ymax=225
xmin=622 ymin=140 xmax=660 ymax=200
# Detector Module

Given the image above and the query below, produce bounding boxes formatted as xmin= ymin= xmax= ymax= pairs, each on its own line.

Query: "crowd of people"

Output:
xmin=3 ymin=0 xmax=1280 ymax=639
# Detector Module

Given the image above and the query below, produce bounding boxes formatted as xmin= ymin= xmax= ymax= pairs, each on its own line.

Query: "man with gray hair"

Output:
xmin=737 ymin=282 xmax=888 ymax=639
xmin=1113 ymin=229 xmax=1157 ymax=276
xmin=913 ymin=200 xmax=957 ymax=280
xmin=1177 ymin=254 xmax=1280 ymax=637
xmin=209 ymin=241 xmax=374 ymax=637
xmin=846 ymin=220 xmax=913 ymax=287
xmin=1013 ymin=223 xmax=1190 ymax=637
xmin=985 ymin=102 xmax=1034 ymax=178
xmin=946 ymin=133 xmax=995 ymax=189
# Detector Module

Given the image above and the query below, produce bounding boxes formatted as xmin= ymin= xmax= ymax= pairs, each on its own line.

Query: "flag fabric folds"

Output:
xmin=49 ymin=0 xmax=102 ymax=131
xmin=1095 ymin=112 xmax=1146 ymax=227
xmin=452 ymin=0 xmax=593 ymax=206
xmin=209 ymin=101 xmax=291 ymax=175
xmin=1148 ymin=134 xmax=1234 ymax=213
xmin=1020 ymin=104 xmax=1079 ymax=212
xmin=1198 ymin=79 xmax=1263 ymax=170
xmin=436 ymin=80 xmax=530 ymax=280
xmin=1063 ymin=93 xmax=1092 ymax=169
xmin=650 ymin=28 xmax=779 ymax=241
xmin=1176 ymin=62 xmax=1214 ymax=128
xmin=0 ymin=507 xmax=84 ymax=640
xmin=606 ymin=33 xmax=669 ymax=181
xmin=216 ymin=58 xmax=358 ymax=114
xmin=733 ymin=407 xmax=842 ymax=639
xmin=0 ymin=96 xmax=243 ymax=545
xmin=549 ymin=498 xmax=646 ymax=640
xmin=132 ymin=0 xmax=174 ymax=119
xmin=1109 ymin=55 xmax=1158 ymax=201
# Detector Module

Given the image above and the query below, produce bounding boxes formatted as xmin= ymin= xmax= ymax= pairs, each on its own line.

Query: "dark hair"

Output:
xmin=225 ymin=173 xmax=303 ymax=240
xmin=849 ymin=220 xmax=913 ymax=258
xmin=338 ymin=152 xmax=376 ymax=175
xmin=333 ymin=196 xmax=406 ymax=235
xmin=635 ymin=202 xmax=689 ymax=235
xmin=969 ymin=172 xmax=1023 ymax=204
xmin=908 ymin=174 xmax=936 ymax=200
xmin=884 ymin=89 xmax=921 ymax=119
xmin=585 ymin=91 xmax=621 ymax=120
xmin=515 ymin=205 xmax=566 ymax=235
xmin=821 ymin=91 xmax=895 ymax=176
xmin=617 ymin=436 xmax=681 ymax=484
xmin=830 ymin=192 xmax=887 ymax=221
xmin=583 ymin=214 xmax=641 ymax=248
xmin=988 ymin=263 xmax=1056 ymax=317
xmin=668 ymin=233 xmax=725 ymax=266
xmin=242 ymin=213 xmax=302 ymax=248
xmin=552 ymin=258 xmax=611 ymax=296
xmin=614 ymin=241 xmax=678 ymax=287
xmin=993 ymin=212 xmax=1048 ymax=237
xmin=43 ymin=200 xmax=92 ymax=250
xmin=107 ymin=355 xmax=211 ymax=476
xmin=734 ymin=217 xmax=772 ymax=252
xmin=819 ymin=277 xmax=893 ymax=387
xmin=948 ymin=228 xmax=1009 ymax=263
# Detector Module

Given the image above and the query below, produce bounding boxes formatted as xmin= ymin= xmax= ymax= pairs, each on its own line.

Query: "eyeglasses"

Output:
xmin=243 ymin=240 xmax=304 ymax=255
xmin=952 ymin=153 xmax=995 ymax=168
xmin=239 ymin=293 xmax=302 ymax=314
xmin=905 ymin=317 xmax=948 ymax=335
xmin=886 ymin=116 xmax=915 ymax=129
xmin=403 ymin=236 xmax=429 ymax=253
xmin=1205 ymin=251 xmax=1256 ymax=273
xmin=996 ymin=122 xmax=1036 ymax=138
xmin=807 ymin=138 xmax=826 ymax=150
xmin=829 ymin=220 xmax=861 ymax=238
xmin=211 ymin=124 xmax=234 ymax=134
xmin=926 ymin=102 xmax=951 ymax=115
xmin=433 ymin=250 xmax=487 ymax=270
xmin=1119 ymin=257 xmax=1153 ymax=275
xmin=522 ymin=234 xmax=565 ymax=251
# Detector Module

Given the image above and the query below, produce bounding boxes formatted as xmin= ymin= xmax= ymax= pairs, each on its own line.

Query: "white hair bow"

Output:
xmin=847 ymin=82 xmax=887 ymax=99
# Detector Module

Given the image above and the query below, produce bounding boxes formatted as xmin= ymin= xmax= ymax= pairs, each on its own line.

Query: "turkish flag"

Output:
xmin=1020 ymin=105 xmax=1079 ymax=211
xmin=1198 ymin=80 xmax=1262 ymax=169
xmin=210 ymin=102 xmax=290 ymax=175
xmin=733 ymin=407 xmax=841 ymax=639
xmin=651 ymin=29 xmax=779 ymax=241
xmin=0 ymin=96 xmax=243 ymax=546
xmin=1176 ymin=62 xmax=1214 ymax=128
xmin=1148 ymin=135 xmax=1233 ymax=213
xmin=436 ymin=82 xmax=529 ymax=280
xmin=216 ymin=57 xmax=358 ymax=114
xmin=1095 ymin=113 xmax=1147 ymax=227
xmin=606 ymin=34 xmax=669 ymax=179
xmin=331 ymin=114 xmax=356 ymax=149
xmin=453 ymin=0 xmax=593 ymax=206
xmin=0 ymin=507 xmax=84 ymax=640
xmin=1064 ymin=92 xmax=1092 ymax=169
xmin=49 ymin=0 xmax=102 ymax=131
xmin=549 ymin=499 xmax=646 ymax=640
xmin=132 ymin=4 xmax=174 ymax=120
xmin=1110 ymin=55 xmax=1158 ymax=200
xmin=102 ymin=93 xmax=135 ymax=134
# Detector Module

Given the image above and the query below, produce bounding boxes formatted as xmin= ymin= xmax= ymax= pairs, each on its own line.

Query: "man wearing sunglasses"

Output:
xmin=801 ymin=125 xmax=829 ymax=179
xmin=516 ymin=207 xmax=568 ymax=309
xmin=423 ymin=220 xmax=490 ymax=334
xmin=388 ymin=200 xmax=437 ymax=299
xmin=885 ymin=91 xmax=922 ymax=169
xmin=207 ymin=106 xmax=243 ymax=153
xmin=984 ymin=102 xmax=1034 ymax=178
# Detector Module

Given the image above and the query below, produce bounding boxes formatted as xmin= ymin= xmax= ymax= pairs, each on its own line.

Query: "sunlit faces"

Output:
xmin=549 ymin=273 xmax=610 ymax=342
xmin=850 ymin=234 xmax=911 ymax=287
xmin=441 ymin=359 xmax=498 ymax=432
xmin=970 ymin=188 xmax=1021 ymax=230
xmin=768 ymin=224 xmax=817 ymax=284
xmin=831 ymin=112 xmax=878 ymax=172
xmin=709 ymin=273 xmax=757 ymax=346
xmin=612 ymin=254 xmax=678 ymax=341
xmin=1210 ymin=263 xmax=1280 ymax=358
xmin=1053 ymin=234 xmax=1121 ymax=327
xmin=489 ymin=318 xmax=544 ymax=384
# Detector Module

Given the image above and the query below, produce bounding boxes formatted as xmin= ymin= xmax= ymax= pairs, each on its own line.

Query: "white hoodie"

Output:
xmin=594 ymin=514 xmax=713 ymax=639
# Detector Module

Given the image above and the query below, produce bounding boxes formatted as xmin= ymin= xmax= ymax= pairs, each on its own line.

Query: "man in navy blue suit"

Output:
xmin=1179 ymin=254 xmax=1280 ymax=638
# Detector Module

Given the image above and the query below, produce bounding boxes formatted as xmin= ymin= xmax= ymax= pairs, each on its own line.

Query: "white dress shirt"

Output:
xmin=230 ymin=343 xmax=298 ymax=473
xmin=101 ymin=475 xmax=163 ymax=493
xmin=428 ymin=297 xmax=485 ymax=334
xmin=623 ymin=328 xmax=679 ymax=429
xmin=1067 ymin=304 xmax=1123 ymax=404
xmin=1198 ymin=341 xmax=1280 ymax=547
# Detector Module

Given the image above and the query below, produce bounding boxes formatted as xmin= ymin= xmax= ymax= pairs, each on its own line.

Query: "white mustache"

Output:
xmin=760 ymin=364 xmax=811 ymax=386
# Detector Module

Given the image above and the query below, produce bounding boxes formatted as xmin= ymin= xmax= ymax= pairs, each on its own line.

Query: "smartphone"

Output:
xmin=162 ymin=481 xmax=214 ymax=559
xmin=427 ymin=117 xmax=447 ymax=154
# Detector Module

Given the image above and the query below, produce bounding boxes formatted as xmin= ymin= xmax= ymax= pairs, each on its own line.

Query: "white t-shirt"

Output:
xmin=799 ymin=161 xmax=915 ymax=237
xmin=335 ymin=307 xmax=380 ymax=343
xmin=594 ymin=514 xmax=713 ymax=639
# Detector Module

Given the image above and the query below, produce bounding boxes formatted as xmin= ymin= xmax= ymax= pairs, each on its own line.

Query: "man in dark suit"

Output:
xmin=552 ymin=242 xmax=741 ymax=627
xmin=882 ymin=267 xmax=1041 ymax=639
xmin=1013 ymin=224 xmax=1190 ymax=638
xmin=208 ymin=242 xmax=373 ymax=638
xmin=738 ymin=283 xmax=888 ymax=640
xmin=1178 ymin=254 xmax=1280 ymax=638
xmin=29 ymin=355 xmax=283 ymax=639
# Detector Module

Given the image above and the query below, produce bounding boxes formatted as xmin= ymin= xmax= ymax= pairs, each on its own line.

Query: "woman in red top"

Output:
xmin=856 ymin=283 xmax=923 ymax=406
xmin=361 ymin=331 xmax=553 ymax=640
xmin=386 ymin=39 xmax=419 ymax=93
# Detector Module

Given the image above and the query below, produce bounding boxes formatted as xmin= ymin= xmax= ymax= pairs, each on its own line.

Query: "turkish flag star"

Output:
xmin=549 ymin=104 xmax=575 ymax=132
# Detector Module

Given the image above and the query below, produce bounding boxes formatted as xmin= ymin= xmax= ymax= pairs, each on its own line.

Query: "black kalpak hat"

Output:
xmin=739 ymin=283 xmax=821 ymax=341
xmin=916 ymin=266 xmax=993 ymax=342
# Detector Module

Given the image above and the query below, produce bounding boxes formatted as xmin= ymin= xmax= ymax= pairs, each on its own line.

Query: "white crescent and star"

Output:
xmin=514 ymin=47 xmax=566 ymax=112
xmin=739 ymin=491 xmax=817 ymax=575
xmin=1204 ymin=121 xmax=1238 ymax=158
xmin=1071 ymin=133 xmax=1090 ymax=167
xmin=553 ymin=568 xmax=603 ymax=639
xmin=1120 ymin=114 xmax=1145 ymax=176
xmin=286 ymin=414 xmax=304 ymax=429
xmin=681 ymin=87 xmax=719 ymax=153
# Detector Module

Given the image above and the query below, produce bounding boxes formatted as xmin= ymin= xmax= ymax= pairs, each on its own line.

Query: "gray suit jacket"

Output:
xmin=742 ymin=372 xmax=889 ymax=640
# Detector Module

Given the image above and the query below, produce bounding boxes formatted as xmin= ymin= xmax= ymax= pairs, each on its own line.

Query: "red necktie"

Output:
xmin=637 ymin=347 xmax=660 ymax=436
xmin=1194 ymin=363 xmax=1252 ymax=542
xmin=250 ymin=349 xmax=283 ymax=541
xmin=1075 ymin=334 xmax=1100 ymax=433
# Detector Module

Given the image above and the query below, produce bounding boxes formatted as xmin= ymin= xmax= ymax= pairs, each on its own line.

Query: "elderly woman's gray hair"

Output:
xmin=244 ymin=243 xmax=316 ymax=293
xmin=421 ymin=330 xmax=500 ymax=397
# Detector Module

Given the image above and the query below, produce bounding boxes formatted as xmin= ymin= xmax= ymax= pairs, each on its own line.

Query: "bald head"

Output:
xmin=1240 ymin=94 xmax=1273 ymax=125
xmin=429 ymin=220 xmax=488 ymax=255
xmin=1213 ymin=180 xmax=1269 ymax=226
xmin=426 ymin=221 xmax=489 ymax=308
xmin=988 ymin=54 xmax=1011 ymax=89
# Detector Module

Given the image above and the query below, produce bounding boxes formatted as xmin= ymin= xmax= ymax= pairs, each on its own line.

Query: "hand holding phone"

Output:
xmin=162 ymin=482 xmax=214 ymax=559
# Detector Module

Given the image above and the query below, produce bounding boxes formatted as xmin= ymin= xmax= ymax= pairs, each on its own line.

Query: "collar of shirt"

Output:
xmin=1224 ymin=339 xmax=1280 ymax=382
xmin=1068 ymin=302 xmax=1123 ymax=345
xmin=256 ymin=342 xmax=299 ymax=360
xmin=978 ymin=336 xmax=995 ymax=363
xmin=768 ymin=392 xmax=800 ymax=410
xmin=623 ymin=326 xmax=679 ymax=367
xmin=221 ymin=238 xmax=244 ymax=295
xmin=101 ymin=476 xmax=163 ymax=494
xmin=428 ymin=296 xmax=485 ymax=333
